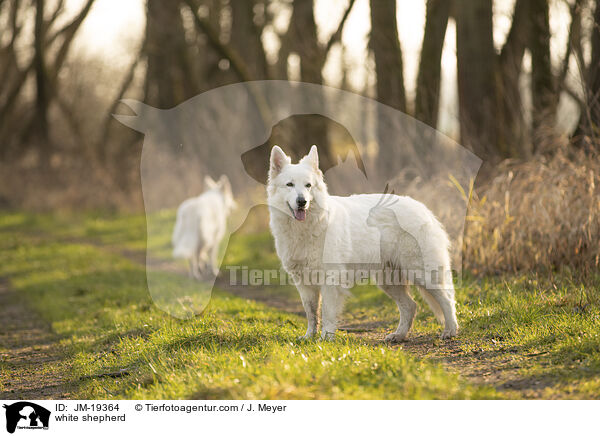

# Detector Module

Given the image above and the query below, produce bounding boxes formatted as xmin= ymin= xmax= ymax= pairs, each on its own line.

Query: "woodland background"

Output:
xmin=0 ymin=0 xmax=599 ymax=274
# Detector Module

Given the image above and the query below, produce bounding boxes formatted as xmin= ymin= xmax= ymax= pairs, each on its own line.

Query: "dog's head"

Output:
xmin=267 ymin=145 xmax=327 ymax=222
xmin=205 ymin=174 xmax=237 ymax=213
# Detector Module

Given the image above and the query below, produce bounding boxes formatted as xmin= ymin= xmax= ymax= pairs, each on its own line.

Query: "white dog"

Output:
xmin=267 ymin=145 xmax=458 ymax=341
xmin=172 ymin=175 xmax=235 ymax=279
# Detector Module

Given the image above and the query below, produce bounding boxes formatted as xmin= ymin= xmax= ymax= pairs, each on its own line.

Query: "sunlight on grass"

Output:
xmin=1 ymin=211 xmax=599 ymax=399
xmin=0 ymin=212 xmax=495 ymax=399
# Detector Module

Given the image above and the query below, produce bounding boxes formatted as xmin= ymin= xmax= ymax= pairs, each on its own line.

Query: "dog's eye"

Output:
xmin=305 ymin=183 xmax=311 ymax=188
xmin=286 ymin=182 xmax=294 ymax=187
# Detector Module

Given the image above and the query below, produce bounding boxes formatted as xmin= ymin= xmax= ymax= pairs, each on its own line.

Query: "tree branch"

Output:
xmin=324 ymin=0 xmax=356 ymax=54
xmin=499 ymin=0 xmax=528 ymax=72
xmin=46 ymin=0 xmax=65 ymax=32
xmin=0 ymin=0 xmax=23 ymax=84
xmin=183 ymin=0 xmax=272 ymax=126
xmin=46 ymin=0 xmax=93 ymax=52
xmin=183 ymin=0 xmax=256 ymax=83
xmin=558 ymin=0 xmax=584 ymax=92
xmin=49 ymin=0 xmax=95 ymax=84
xmin=98 ymin=43 xmax=145 ymax=162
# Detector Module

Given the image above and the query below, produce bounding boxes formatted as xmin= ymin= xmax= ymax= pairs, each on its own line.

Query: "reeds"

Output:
xmin=463 ymin=145 xmax=599 ymax=275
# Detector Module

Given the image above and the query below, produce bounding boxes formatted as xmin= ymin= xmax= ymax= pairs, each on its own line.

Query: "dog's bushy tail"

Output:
xmin=417 ymin=217 xmax=453 ymax=324
xmin=417 ymin=288 xmax=446 ymax=324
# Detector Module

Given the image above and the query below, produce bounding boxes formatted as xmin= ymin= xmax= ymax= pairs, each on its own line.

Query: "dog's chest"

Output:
xmin=272 ymin=222 xmax=326 ymax=273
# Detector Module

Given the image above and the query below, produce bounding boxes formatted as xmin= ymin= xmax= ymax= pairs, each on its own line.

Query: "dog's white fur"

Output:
xmin=267 ymin=145 xmax=458 ymax=341
xmin=172 ymin=175 xmax=235 ymax=279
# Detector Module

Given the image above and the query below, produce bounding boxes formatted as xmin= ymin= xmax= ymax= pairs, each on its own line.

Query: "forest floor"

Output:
xmin=1 ymin=211 xmax=599 ymax=399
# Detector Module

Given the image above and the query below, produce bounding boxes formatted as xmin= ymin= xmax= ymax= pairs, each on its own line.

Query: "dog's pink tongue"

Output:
xmin=294 ymin=209 xmax=306 ymax=221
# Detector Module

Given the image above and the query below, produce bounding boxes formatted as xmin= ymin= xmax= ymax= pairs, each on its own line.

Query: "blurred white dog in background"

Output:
xmin=172 ymin=175 xmax=236 ymax=279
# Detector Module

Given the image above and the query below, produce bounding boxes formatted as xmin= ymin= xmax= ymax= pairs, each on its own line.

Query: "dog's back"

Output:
xmin=172 ymin=189 xmax=227 ymax=259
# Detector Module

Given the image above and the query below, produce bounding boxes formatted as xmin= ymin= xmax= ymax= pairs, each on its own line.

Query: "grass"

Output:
xmin=0 ymin=212 xmax=490 ymax=399
xmin=0 ymin=210 xmax=599 ymax=399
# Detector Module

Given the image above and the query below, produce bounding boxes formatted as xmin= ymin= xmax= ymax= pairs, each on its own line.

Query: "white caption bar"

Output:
xmin=0 ymin=400 xmax=595 ymax=436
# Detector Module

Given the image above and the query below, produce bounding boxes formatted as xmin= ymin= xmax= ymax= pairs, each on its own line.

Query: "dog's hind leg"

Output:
xmin=187 ymin=258 xmax=195 ymax=278
xmin=196 ymin=245 xmax=210 ymax=277
xmin=209 ymin=242 xmax=220 ymax=276
xmin=421 ymin=285 xmax=458 ymax=339
xmin=297 ymin=285 xmax=319 ymax=339
xmin=189 ymin=253 xmax=201 ymax=280
xmin=380 ymin=285 xmax=416 ymax=343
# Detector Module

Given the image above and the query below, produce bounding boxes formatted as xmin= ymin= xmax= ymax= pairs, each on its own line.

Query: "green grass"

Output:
xmin=0 ymin=212 xmax=492 ymax=399
xmin=0 ymin=211 xmax=599 ymax=398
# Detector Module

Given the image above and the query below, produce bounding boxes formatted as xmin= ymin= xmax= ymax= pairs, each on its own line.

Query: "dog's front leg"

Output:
xmin=297 ymin=285 xmax=319 ymax=339
xmin=321 ymin=286 xmax=343 ymax=340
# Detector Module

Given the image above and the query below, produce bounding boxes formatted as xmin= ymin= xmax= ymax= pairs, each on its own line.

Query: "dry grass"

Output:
xmin=463 ymin=144 xmax=600 ymax=275
xmin=0 ymin=156 xmax=143 ymax=212
xmin=3 ymin=133 xmax=598 ymax=279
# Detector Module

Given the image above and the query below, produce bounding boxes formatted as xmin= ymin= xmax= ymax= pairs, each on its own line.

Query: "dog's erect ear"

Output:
xmin=269 ymin=145 xmax=290 ymax=177
xmin=204 ymin=175 xmax=217 ymax=189
xmin=301 ymin=145 xmax=319 ymax=171
xmin=218 ymin=174 xmax=232 ymax=192
xmin=218 ymin=175 xmax=230 ymax=186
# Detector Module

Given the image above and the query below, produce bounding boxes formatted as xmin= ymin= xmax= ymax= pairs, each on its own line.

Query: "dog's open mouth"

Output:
xmin=288 ymin=204 xmax=306 ymax=221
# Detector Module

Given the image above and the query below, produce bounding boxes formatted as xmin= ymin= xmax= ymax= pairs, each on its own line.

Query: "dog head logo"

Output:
xmin=115 ymin=80 xmax=481 ymax=318
xmin=3 ymin=402 xmax=50 ymax=434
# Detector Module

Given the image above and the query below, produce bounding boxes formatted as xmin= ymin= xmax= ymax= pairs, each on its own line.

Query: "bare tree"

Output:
xmin=530 ymin=0 xmax=556 ymax=150
xmin=287 ymin=0 xmax=323 ymax=84
xmin=369 ymin=0 xmax=406 ymax=113
xmin=369 ymin=0 xmax=408 ymax=174
xmin=276 ymin=0 xmax=355 ymax=159
xmin=230 ymin=0 xmax=269 ymax=80
xmin=144 ymin=0 xmax=197 ymax=108
xmin=0 ymin=0 xmax=95 ymax=161
xmin=574 ymin=0 xmax=600 ymax=151
xmin=33 ymin=0 xmax=50 ymax=157
xmin=415 ymin=0 xmax=450 ymax=128
xmin=497 ymin=0 xmax=530 ymax=158
xmin=455 ymin=0 xmax=499 ymax=162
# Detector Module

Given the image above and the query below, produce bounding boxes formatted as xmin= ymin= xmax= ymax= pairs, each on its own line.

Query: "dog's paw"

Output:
xmin=441 ymin=327 xmax=458 ymax=339
xmin=384 ymin=332 xmax=408 ymax=343
xmin=297 ymin=333 xmax=316 ymax=341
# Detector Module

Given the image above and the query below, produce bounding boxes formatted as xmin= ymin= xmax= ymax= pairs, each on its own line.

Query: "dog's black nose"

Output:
xmin=297 ymin=197 xmax=307 ymax=208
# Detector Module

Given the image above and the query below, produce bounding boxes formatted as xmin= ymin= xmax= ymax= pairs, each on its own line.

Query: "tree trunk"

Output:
xmin=574 ymin=0 xmax=600 ymax=151
xmin=230 ymin=0 xmax=268 ymax=80
xmin=455 ymin=0 xmax=499 ymax=162
xmin=34 ymin=0 xmax=50 ymax=160
xmin=530 ymin=0 xmax=556 ymax=151
xmin=498 ymin=0 xmax=529 ymax=157
xmin=286 ymin=0 xmax=328 ymax=160
xmin=144 ymin=0 xmax=195 ymax=108
xmin=289 ymin=0 xmax=323 ymax=84
xmin=369 ymin=0 xmax=407 ymax=175
xmin=415 ymin=0 xmax=450 ymax=128
xmin=588 ymin=0 xmax=600 ymax=125
xmin=369 ymin=0 xmax=406 ymax=112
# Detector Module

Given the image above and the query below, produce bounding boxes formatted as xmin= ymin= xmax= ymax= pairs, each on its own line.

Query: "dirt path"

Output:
xmin=0 ymin=280 xmax=71 ymax=399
